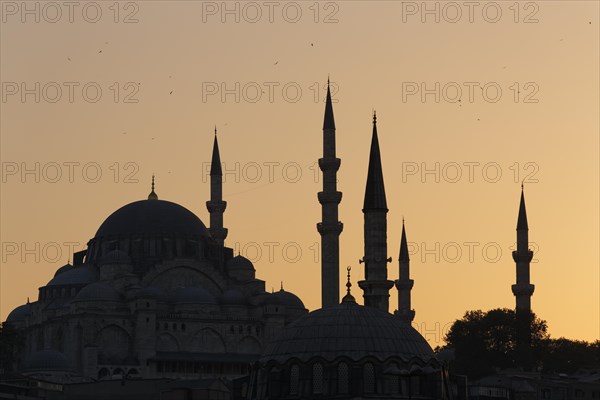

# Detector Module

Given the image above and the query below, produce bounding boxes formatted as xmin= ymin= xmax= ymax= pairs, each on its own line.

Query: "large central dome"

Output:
xmin=95 ymin=199 xmax=210 ymax=239
xmin=262 ymin=301 xmax=435 ymax=363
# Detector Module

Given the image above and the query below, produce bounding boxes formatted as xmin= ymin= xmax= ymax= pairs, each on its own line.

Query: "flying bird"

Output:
xmin=170 ymin=91 xmax=173 ymax=94
xmin=274 ymin=61 xmax=279 ymax=65
xmin=67 ymin=57 xmax=71 ymax=61
xmin=98 ymin=50 xmax=102 ymax=53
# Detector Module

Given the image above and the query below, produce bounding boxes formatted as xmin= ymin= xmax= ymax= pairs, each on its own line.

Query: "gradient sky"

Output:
xmin=1 ymin=0 xmax=598 ymax=345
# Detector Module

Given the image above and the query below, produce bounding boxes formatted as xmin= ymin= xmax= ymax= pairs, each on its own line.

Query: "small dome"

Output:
xmin=262 ymin=302 xmax=435 ymax=363
xmin=134 ymin=286 xmax=165 ymax=300
xmin=73 ymin=282 xmax=121 ymax=302
xmin=95 ymin=200 xmax=210 ymax=239
xmin=6 ymin=303 xmax=32 ymax=323
xmin=99 ymin=249 xmax=131 ymax=264
xmin=265 ymin=289 xmax=305 ymax=309
xmin=53 ymin=263 xmax=73 ymax=277
xmin=220 ymin=289 xmax=247 ymax=305
xmin=172 ymin=287 xmax=217 ymax=305
xmin=47 ymin=266 xmax=97 ymax=286
xmin=25 ymin=350 xmax=69 ymax=372
xmin=226 ymin=255 xmax=255 ymax=271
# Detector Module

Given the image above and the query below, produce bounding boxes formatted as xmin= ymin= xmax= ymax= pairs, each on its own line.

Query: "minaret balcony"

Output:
xmin=206 ymin=200 xmax=227 ymax=213
xmin=317 ymin=191 xmax=342 ymax=205
xmin=511 ymin=283 xmax=535 ymax=297
xmin=512 ymin=250 xmax=533 ymax=263
xmin=318 ymin=157 xmax=341 ymax=172
xmin=394 ymin=279 xmax=414 ymax=290
xmin=316 ymin=221 xmax=343 ymax=235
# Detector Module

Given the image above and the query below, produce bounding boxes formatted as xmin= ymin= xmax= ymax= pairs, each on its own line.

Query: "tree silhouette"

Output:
xmin=439 ymin=308 xmax=548 ymax=379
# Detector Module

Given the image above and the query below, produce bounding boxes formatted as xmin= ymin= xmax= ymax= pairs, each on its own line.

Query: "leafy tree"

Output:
xmin=439 ymin=308 xmax=548 ymax=379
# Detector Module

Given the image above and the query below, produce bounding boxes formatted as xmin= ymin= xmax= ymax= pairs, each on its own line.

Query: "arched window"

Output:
xmin=363 ymin=362 xmax=375 ymax=393
xmin=289 ymin=364 xmax=300 ymax=395
xmin=98 ymin=368 xmax=110 ymax=380
xmin=312 ymin=363 xmax=324 ymax=394
xmin=338 ymin=362 xmax=349 ymax=394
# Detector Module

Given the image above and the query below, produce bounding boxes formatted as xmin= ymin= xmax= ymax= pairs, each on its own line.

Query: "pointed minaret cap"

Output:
xmin=323 ymin=77 xmax=336 ymax=130
xmin=399 ymin=218 xmax=410 ymax=262
xmin=210 ymin=128 xmax=223 ymax=176
xmin=517 ymin=183 xmax=528 ymax=230
xmin=148 ymin=175 xmax=158 ymax=200
xmin=341 ymin=266 xmax=356 ymax=303
xmin=363 ymin=111 xmax=388 ymax=211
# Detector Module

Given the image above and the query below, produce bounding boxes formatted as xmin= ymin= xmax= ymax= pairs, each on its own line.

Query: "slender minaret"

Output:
xmin=395 ymin=219 xmax=415 ymax=322
xmin=512 ymin=185 xmax=534 ymax=312
xmin=358 ymin=112 xmax=394 ymax=312
xmin=206 ymin=128 xmax=228 ymax=245
xmin=317 ymin=78 xmax=343 ymax=308
xmin=512 ymin=185 xmax=534 ymax=368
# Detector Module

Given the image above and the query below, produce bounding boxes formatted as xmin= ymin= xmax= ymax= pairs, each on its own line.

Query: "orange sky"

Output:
xmin=1 ymin=0 xmax=598 ymax=345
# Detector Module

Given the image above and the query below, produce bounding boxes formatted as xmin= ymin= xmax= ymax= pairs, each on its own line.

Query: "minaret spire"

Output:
xmin=341 ymin=266 xmax=356 ymax=303
xmin=358 ymin=112 xmax=394 ymax=312
xmin=148 ymin=174 xmax=158 ymax=200
xmin=206 ymin=128 xmax=228 ymax=245
xmin=512 ymin=185 xmax=535 ymax=369
xmin=317 ymin=77 xmax=343 ymax=308
xmin=395 ymin=219 xmax=415 ymax=322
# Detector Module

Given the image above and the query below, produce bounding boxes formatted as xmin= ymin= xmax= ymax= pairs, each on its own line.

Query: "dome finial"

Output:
xmin=341 ymin=266 xmax=356 ymax=303
xmin=148 ymin=174 xmax=158 ymax=200
xmin=280 ymin=281 xmax=284 ymax=291
xmin=27 ymin=297 xmax=30 ymax=304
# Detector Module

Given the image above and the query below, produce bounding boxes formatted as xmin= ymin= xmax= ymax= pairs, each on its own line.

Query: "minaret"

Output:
xmin=512 ymin=185 xmax=534 ymax=368
xmin=317 ymin=79 xmax=343 ymax=308
xmin=206 ymin=128 xmax=228 ymax=245
xmin=395 ymin=219 xmax=415 ymax=322
xmin=512 ymin=185 xmax=534 ymax=311
xmin=358 ymin=112 xmax=394 ymax=312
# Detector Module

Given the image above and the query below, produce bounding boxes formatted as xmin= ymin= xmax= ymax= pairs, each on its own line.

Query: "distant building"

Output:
xmin=469 ymin=370 xmax=600 ymax=400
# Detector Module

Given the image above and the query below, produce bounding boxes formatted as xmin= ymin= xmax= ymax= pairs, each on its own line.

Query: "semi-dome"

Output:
xmin=95 ymin=199 xmax=210 ymax=239
xmin=134 ymin=286 xmax=165 ymax=300
xmin=47 ymin=265 xmax=98 ymax=286
xmin=6 ymin=302 xmax=32 ymax=323
xmin=73 ymin=282 xmax=121 ymax=302
xmin=24 ymin=350 xmax=69 ymax=372
xmin=172 ymin=287 xmax=217 ymax=305
xmin=226 ymin=255 xmax=255 ymax=270
xmin=262 ymin=301 xmax=435 ymax=363
xmin=220 ymin=289 xmax=247 ymax=305
xmin=265 ymin=289 xmax=305 ymax=309
xmin=53 ymin=263 xmax=73 ymax=277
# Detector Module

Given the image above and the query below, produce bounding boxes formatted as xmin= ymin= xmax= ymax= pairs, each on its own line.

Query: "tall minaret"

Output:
xmin=512 ymin=185 xmax=534 ymax=312
xmin=395 ymin=219 xmax=415 ymax=322
xmin=512 ymin=185 xmax=535 ymax=368
xmin=358 ymin=112 xmax=394 ymax=312
xmin=206 ymin=128 xmax=228 ymax=245
xmin=317 ymin=79 xmax=343 ymax=308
